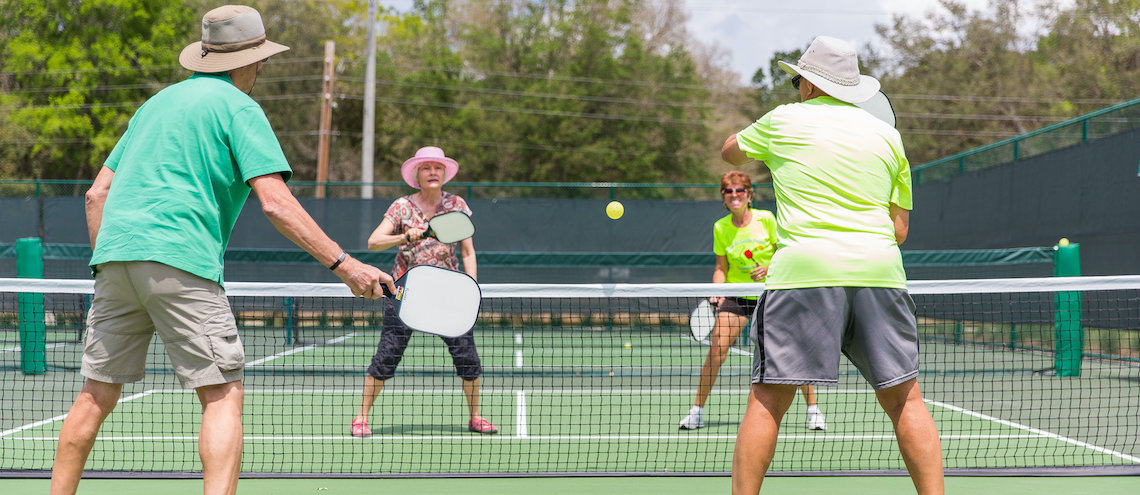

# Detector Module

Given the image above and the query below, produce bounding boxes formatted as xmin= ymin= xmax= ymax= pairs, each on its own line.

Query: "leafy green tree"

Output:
xmin=0 ymin=0 xmax=194 ymax=180
xmin=0 ymin=0 xmax=368 ymax=184
xmin=1035 ymin=0 xmax=1140 ymax=103
xmin=329 ymin=0 xmax=720 ymax=194
xmin=744 ymin=48 xmax=802 ymax=118
xmin=209 ymin=0 xmax=371 ymax=185
xmin=873 ymin=0 xmax=1140 ymax=163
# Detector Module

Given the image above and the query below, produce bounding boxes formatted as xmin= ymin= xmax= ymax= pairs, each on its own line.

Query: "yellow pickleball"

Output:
xmin=606 ymin=201 xmax=624 ymax=220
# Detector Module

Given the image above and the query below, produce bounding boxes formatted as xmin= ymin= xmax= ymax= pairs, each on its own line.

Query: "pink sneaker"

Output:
xmin=468 ymin=417 xmax=499 ymax=434
xmin=350 ymin=418 xmax=372 ymax=437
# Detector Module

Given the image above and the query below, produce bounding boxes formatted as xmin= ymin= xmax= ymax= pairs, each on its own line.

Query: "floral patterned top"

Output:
xmin=385 ymin=192 xmax=472 ymax=278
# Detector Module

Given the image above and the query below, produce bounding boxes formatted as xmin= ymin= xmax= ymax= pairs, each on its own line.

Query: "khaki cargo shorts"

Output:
xmin=83 ymin=261 xmax=243 ymax=389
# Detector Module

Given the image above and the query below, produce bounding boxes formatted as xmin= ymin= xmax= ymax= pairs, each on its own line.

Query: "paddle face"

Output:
xmin=389 ymin=265 xmax=481 ymax=337
xmin=857 ymin=90 xmax=896 ymax=128
xmin=689 ymin=299 xmax=716 ymax=341
xmin=426 ymin=211 xmax=475 ymax=244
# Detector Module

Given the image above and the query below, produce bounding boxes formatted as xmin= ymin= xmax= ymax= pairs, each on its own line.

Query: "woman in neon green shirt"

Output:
xmin=679 ymin=171 xmax=826 ymax=431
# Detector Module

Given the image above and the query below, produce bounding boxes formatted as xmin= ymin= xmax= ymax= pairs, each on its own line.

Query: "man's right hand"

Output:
xmin=334 ymin=256 xmax=395 ymax=299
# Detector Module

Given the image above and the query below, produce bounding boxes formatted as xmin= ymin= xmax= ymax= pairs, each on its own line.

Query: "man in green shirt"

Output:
xmin=50 ymin=6 xmax=395 ymax=495
xmin=722 ymin=36 xmax=944 ymax=494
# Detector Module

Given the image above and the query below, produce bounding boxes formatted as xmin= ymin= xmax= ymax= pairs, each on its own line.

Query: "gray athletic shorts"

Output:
xmin=750 ymin=287 xmax=919 ymax=390
xmin=83 ymin=261 xmax=244 ymax=389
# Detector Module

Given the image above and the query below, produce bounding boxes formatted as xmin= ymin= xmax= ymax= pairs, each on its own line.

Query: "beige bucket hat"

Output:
xmin=178 ymin=5 xmax=290 ymax=73
xmin=778 ymin=36 xmax=880 ymax=104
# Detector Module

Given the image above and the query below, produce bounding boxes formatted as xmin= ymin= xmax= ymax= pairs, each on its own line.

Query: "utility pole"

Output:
xmin=316 ymin=41 xmax=335 ymax=198
xmin=361 ymin=0 xmax=376 ymax=199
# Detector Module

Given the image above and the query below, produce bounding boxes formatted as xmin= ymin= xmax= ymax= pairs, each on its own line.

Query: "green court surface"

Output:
xmin=2 ymin=475 xmax=1139 ymax=495
xmin=3 ymin=323 xmax=1137 ymax=476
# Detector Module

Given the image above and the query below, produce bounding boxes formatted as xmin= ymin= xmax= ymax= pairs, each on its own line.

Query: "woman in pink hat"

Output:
xmin=351 ymin=146 xmax=498 ymax=435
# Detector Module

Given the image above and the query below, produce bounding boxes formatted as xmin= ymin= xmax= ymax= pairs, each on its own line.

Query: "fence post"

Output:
xmin=17 ymin=237 xmax=46 ymax=375
xmin=1053 ymin=240 xmax=1082 ymax=377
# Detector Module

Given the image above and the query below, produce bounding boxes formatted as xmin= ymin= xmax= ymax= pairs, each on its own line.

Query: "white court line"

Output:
xmin=1 ymin=343 xmax=71 ymax=354
xmin=927 ymin=398 xmax=1140 ymax=464
xmin=687 ymin=332 xmax=1138 ymax=464
xmin=245 ymin=332 xmax=356 ymax=366
xmin=0 ymin=434 xmax=1051 ymax=442
xmin=6 ymin=378 xmax=1130 ymax=464
xmin=0 ymin=390 xmax=157 ymax=438
xmin=5 ymin=387 xmax=1132 ymax=462
xmin=202 ymin=388 xmax=871 ymax=395
xmin=1 ymin=331 xmax=353 ymax=439
xmin=516 ymin=391 xmax=528 ymax=438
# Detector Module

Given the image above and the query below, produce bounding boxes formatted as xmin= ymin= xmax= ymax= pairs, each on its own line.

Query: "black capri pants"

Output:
xmin=367 ymin=297 xmax=483 ymax=381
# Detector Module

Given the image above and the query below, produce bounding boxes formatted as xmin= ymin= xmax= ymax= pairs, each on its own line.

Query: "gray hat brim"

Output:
xmin=778 ymin=60 xmax=880 ymax=104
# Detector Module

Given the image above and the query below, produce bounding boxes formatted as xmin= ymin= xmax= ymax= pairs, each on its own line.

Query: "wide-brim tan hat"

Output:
xmin=179 ymin=5 xmax=290 ymax=73
xmin=778 ymin=35 xmax=879 ymax=104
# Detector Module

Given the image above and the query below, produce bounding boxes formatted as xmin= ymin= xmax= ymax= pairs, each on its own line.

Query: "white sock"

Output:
xmin=691 ymin=405 xmax=704 ymax=414
xmin=807 ymin=405 xmax=821 ymax=414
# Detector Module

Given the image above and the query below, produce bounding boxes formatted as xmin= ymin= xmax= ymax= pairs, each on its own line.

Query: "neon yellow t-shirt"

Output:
xmin=713 ymin=209 xmax=777 ymax=294
xmin=735 ymin=96 xmax=912 ymax=289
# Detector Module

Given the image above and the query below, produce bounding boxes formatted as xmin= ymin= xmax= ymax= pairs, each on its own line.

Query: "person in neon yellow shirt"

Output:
xmin=679 ymin=171 xmax=825 ymax=431
xmin=722 ymin=36 xmax=943 ymax=494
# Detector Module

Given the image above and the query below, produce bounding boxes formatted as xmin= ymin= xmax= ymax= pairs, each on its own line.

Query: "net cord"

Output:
xmin=3 ymin=275 xmax=1140 ymax=297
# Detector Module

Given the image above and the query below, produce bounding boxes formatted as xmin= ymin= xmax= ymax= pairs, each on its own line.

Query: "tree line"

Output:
xmin=1 ymin=0 xmax=1138 ymax=192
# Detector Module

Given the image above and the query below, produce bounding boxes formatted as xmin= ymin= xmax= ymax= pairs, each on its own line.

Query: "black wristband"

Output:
xmin=328 ymin=251 xmax=347 ymax=271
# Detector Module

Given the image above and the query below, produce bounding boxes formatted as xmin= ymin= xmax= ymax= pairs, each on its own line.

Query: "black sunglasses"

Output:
xmin=791 ymin=74 xmax=802 ymax=90
xmin=721 ymin=187 xmax=749 ymax=195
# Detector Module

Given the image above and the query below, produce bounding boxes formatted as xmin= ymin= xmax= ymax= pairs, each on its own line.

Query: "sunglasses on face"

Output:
xmin=721 ymin=187 xmax=749 ymax=195
xmin=791 ymin=75 xmax=802 ymax=90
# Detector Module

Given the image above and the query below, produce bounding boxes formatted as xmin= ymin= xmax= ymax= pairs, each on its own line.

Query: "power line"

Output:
xmin=2 ymin=92 xmax=1099 ymax=128
xmin=3 ymin=56 xmax=1123 ymax=108
xmin=275 ymin=130 xmax=694 ymax=158
xmin=0 ymin=57 xmax=324 ymax=77
xmin=341 ymin=77 xmax=721 ymax=111
xmin=367 ymin=96 xmax=710 ymax=126
xmin=891 ymin=93 xmax=1121 ymax=105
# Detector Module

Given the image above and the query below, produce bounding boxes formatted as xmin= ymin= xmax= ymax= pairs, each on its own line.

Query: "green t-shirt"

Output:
xmin=91 ymin=73 xmax=292 ymax=284
xmin=735 ymin=96 xmax=912 ymax=289
xmin=713 ymin=209 xmax=777 ymax=292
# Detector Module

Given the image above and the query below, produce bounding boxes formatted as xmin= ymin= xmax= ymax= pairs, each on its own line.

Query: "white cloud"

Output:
xmin=680 ymin=0 xmax=1007 ymax=85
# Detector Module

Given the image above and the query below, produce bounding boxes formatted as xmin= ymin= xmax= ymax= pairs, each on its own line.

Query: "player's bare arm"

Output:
xmin=367 ymin=218 xmax=414 ymax=251
xmin=84 ymin=166 xmax=115 ymax=248
xmin=460 ymin=237 xmax=477 ymax=281
xmin=249 ymin=173 xmax=395 ymax=297
xmin=890 ymin=203 xmax=910 ymax=245
xmin=721 ymin=134 xmax=751 ymax=166
xmin=710 ymin=254 xmax=730 ymax=306
xmin=721 ymin=135 xmax=772 ymax=181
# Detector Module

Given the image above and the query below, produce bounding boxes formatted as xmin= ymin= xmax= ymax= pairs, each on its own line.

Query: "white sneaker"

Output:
xmin=807 ymin=410 xmax=827 ymax=430
xmin=679 ymin=406 xmax=705 ymax=430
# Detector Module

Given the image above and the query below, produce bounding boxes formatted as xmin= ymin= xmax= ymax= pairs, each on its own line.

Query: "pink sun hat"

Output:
xmin=400 ymin=146 xmax=459 ymax=189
